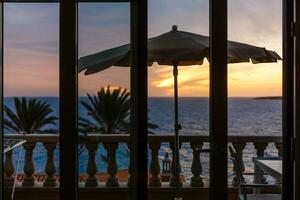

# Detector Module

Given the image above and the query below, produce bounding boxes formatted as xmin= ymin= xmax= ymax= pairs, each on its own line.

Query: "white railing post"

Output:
xmin=275 ymin=142 xmax=283 ymax=157
xmin=149 ymin=142 xmax=161 ymax=186
xmin=85 ymin=143 xmax=98 ymax=187
xmin=104 ymin=142 xmax=119 ymax=187
xmin=22 ymin=142 xmax=36 ymax=187
xmin=169 ymin=141 xmax=182 ymax=187
xmin=253 ymin=142 xmax=268 ymax=184
xmin=4 ymin=150 xmax=15 ymax=186
xmin=190 ymin=142 xmax=204 ymax=187
xmin=43 ymin=142 xmax=57 ymax=187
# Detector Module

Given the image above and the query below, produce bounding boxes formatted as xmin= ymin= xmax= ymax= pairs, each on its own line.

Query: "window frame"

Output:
xmin=0 ymin=0 xmax=297 ymax=200
xmin=0 ymin=3 xmax=3 ymax=200
xmin=282 ymin=0 xmax=295 ymax=199
xmin=60 ymin=1 xmax=77 ymax=199
xmin=129 ymin=0 xmax=148 ymax=199
xmin=295 ymin=0 xmax=300 ymax=199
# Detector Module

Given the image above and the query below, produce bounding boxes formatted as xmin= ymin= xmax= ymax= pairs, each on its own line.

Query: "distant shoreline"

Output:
xmin=254 ymin=96 xmax=282 ymax=100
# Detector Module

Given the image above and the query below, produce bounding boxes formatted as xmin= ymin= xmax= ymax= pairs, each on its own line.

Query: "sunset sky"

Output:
xmin=3 ymin=0 xmax=282 ymax=97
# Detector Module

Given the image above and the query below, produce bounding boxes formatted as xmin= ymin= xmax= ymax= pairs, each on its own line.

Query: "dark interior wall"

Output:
xmin=0 ymin=3 xmax=3 ymax=200
xmin=295 ymin=0 xmax=300 ymax=197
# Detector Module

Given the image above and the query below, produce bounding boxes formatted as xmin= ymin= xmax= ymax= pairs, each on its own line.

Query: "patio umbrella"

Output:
xmin=78 ymin=25 xmax=281 ymax=187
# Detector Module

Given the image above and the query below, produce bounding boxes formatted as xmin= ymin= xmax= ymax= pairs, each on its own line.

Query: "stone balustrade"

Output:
xmin=3 ymin=134 xmax=282 ymax=188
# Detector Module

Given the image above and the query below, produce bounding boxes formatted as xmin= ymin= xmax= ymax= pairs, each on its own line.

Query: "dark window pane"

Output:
xmin=3 ymin=3 xmax=60 ymax=200
xmin=77 ymin=3 xmax=130 ymax=199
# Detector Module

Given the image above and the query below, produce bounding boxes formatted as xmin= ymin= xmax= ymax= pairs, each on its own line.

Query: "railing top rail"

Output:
xmin=4 ymin=134 xmax=59 ymax=143
xmin=4 ymin=133 xmax=282 ymax=143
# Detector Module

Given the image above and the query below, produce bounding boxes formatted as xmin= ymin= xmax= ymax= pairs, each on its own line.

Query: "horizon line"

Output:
xmin=3 ymin=95 xmax=282 ymax=98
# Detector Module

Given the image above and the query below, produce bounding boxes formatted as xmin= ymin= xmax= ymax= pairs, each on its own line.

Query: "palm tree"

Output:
xmin=79 ymin=85 xmax=158 ymax=135
xmin=4 ymin=97 xmax=58 ymax=134
xmin=79 ymin=86 xmax=158 ymax=162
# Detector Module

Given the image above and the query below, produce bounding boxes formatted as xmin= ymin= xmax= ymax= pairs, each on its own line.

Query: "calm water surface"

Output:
xmin=4 ymin=97 xmax=282 ymax=179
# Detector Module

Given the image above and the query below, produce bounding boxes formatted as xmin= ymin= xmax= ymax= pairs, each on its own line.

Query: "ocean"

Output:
xmin=4 ymin=97 xmax=282 ymax=180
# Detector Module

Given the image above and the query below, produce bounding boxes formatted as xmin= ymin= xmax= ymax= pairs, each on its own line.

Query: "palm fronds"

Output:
xmin=79 ymin=86 xmax=158 ymax=135
xmin=79 ymin=86 xmax=130 ymax=135
xmin=4 ymin=97 xmax=58 ymax=134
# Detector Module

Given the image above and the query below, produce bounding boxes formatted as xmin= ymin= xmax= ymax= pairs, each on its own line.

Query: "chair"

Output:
xmin=228 ymin=146 xmax=281 ymax=200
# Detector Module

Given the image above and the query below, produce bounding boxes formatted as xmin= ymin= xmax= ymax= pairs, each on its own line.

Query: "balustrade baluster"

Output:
xmin=104 ymin=142 xmax=119 ymax=187
xmin=1 ymin=134 xmax=282 ymax=191
xmin=190 ymin=142 xmax=204 ymax=187
xmin=149 ymin=142 xmax=161 ymax=186
xmin=85 ymin=143 xmax=98 ymax=187
xmin=275 ymin=142 xmax=283 ymax=157
xmin=254 ymin=142 xmax=268 ymax=157
xmin=253 ymin=142 xmax=268 ymax=184
xmin=169 ymin=141 xmax=183 ymax=187
xmin=232 ymin=142 xmax=246 ymax=186
xmin=4 ymin=150 xmax=15 ymax=186
xmin=43 ymin=142 xmax=57 ymax=187
xmin=22 ymin=142 xmax=36 ymax=187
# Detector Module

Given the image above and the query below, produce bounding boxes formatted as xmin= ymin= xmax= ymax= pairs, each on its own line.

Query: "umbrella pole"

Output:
xmin=172 ymin=64 xmax=183 ymax=194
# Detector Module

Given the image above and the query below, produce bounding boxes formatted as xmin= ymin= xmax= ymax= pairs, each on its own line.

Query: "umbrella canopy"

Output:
xmin=79 ymin=25 xmax=281 ymax=74
xmin=78 ymin=25 xmax=281 ymax=190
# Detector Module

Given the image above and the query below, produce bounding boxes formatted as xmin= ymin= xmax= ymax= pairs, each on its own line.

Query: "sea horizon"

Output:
xmin=3 ymin=96 xmax=282 ymax=98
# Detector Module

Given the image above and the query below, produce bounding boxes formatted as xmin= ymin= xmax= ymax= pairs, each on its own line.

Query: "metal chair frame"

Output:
xmin=228 ymin=146 xmax=281 ymax=200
